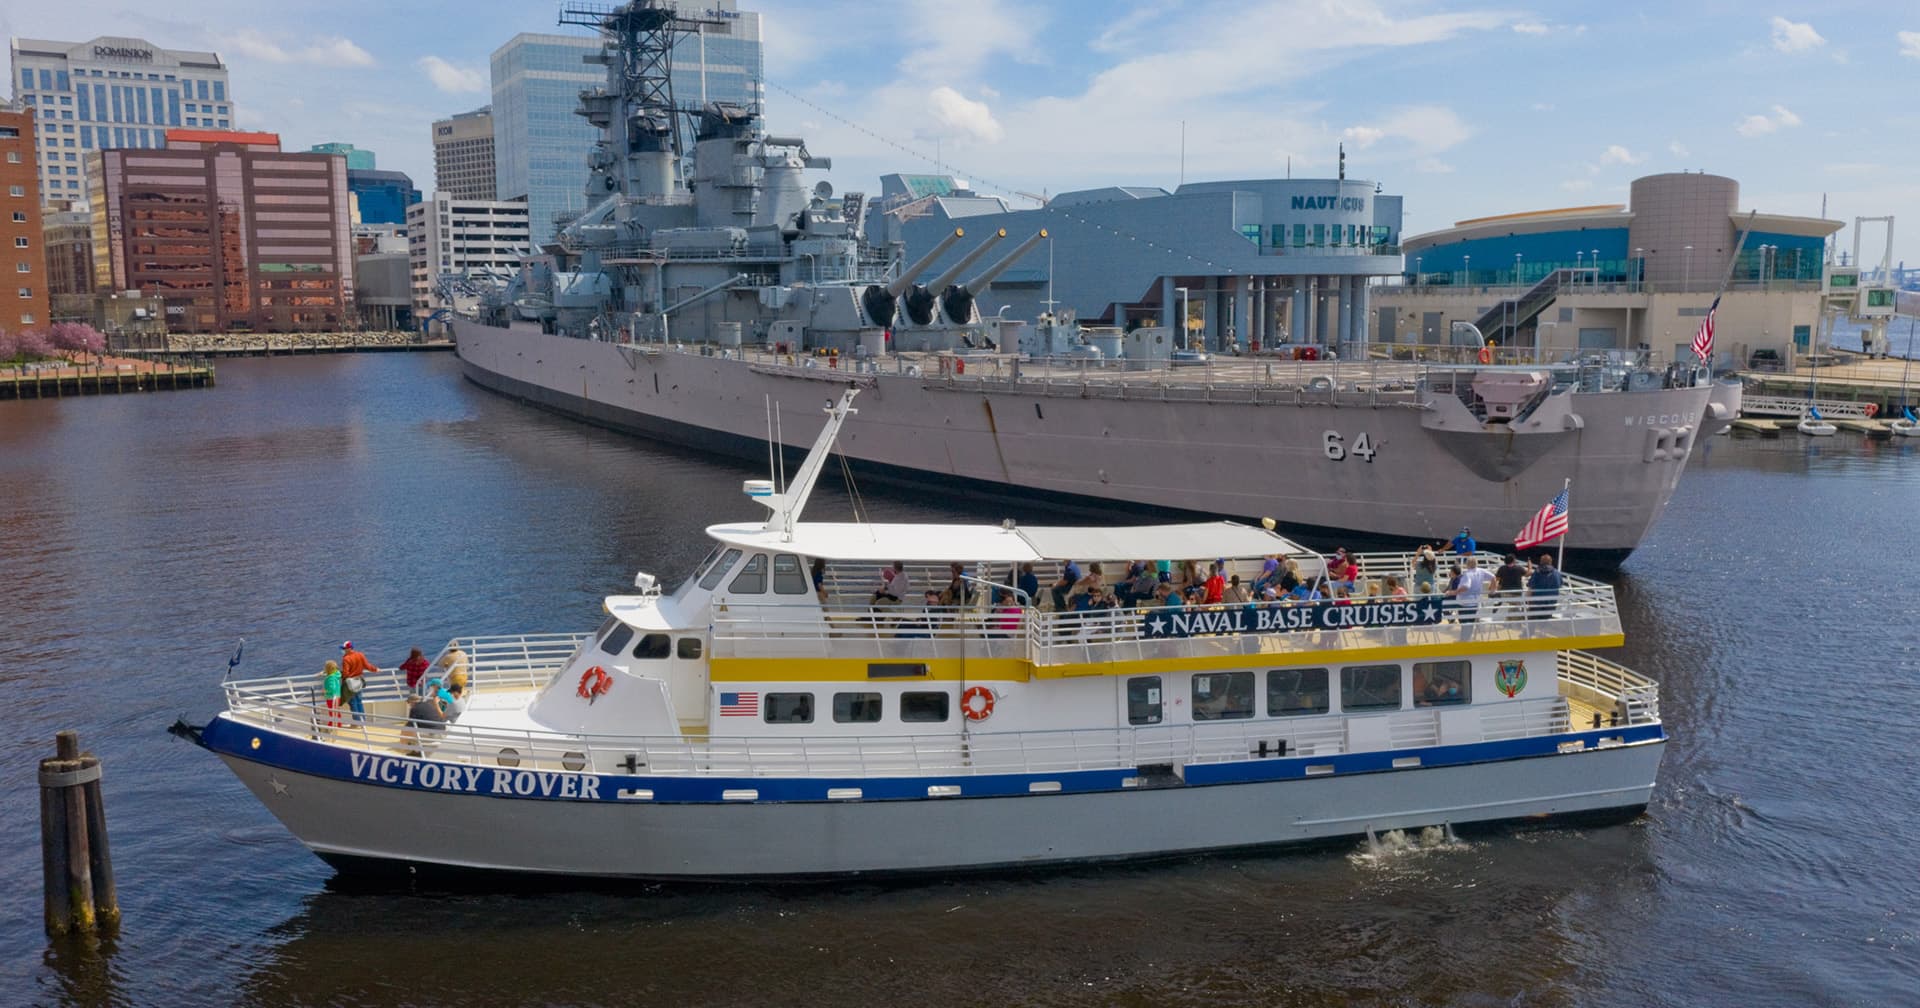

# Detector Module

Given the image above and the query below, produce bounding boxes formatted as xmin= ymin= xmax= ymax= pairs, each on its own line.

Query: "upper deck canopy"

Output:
xmin=705 ymin=520 xmax=1307 ymax=564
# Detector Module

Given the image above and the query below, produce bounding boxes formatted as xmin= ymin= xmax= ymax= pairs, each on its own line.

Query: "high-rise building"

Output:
xmin=490 ymin=1 xmax=764 ymax=245
xmin=88 ymin=129 xmax=354 ymax=333
xmin=432 ymin=106 xmax=495 ymax=201
xmin=309 ymin=142 xmax=375 ymax=171
xmin=2 ymin=99 xmax=52 ymax=328
xmin=347 ymin=168 xmax=420 ymax=227
xmin=42 ymin=206 xmax=94 ymax=319
xmin=405 ymin=192 xmax=529 ymax=312
xmin=10 ymin=36 xmax=232 ymax=205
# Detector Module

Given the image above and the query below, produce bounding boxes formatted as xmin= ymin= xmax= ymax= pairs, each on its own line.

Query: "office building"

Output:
xmin=491 ymin=1 xmax=764 ymax=245
xmin=88 ymin=129 xmax=354 ymax=333
xmin=42 ymin=205 xmax=93 ymax=319
xmin=2 ymin=100 xmax=51 ymax=328
xmin=405 ymin=192 xmax=529 ymax=313
xmin=347 ymin=168 xmax=420 ymax=227
xmin=309 ymin=142 xmax=375 ymax=171
xmin=10 ymin=36 xmax=232 ymax=204
xmin=1375 ymin=172 xmax=1843 ymax=363
xmin=432 ymin=106 xmax=495 ymax=201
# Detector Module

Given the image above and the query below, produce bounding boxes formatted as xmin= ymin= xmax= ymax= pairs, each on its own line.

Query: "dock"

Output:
xmin=120 ymin=334 xmax=455 ymax=358
xmin=1 ymin=356 xmax=214 ymax=400
xmin=1736 ymin=353 xmax=1919 ymax=415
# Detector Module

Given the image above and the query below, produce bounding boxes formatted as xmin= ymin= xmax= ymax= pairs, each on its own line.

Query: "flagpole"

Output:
xmin=1556 ymin=478 xmax=1569 ymax=573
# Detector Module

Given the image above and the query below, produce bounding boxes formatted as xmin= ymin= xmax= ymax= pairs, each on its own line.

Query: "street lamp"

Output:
xmin=1575 ymin=250 xmax=1583 ymax=283
xmin=1463 ymin=254 xmax=1471 ymax=286
xmin=1414 ymin=255 xmax=1422 ymax=285
xmin=1515 ymin=252 xmax=1523 ymax=287
xmin=1633 ymin=247 xmax=1645 ymax=291
xmin=1591 ymin=248 xmax=1599 ymax=282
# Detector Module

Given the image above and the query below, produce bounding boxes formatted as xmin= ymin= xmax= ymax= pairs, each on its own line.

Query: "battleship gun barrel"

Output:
xmin=924 ymin=229 xmax=1007 ymax=294
xmin=964 ymin=228 xmax=1048 ymax=296
xmin=884 ymin=229 xmax=965 ymax=298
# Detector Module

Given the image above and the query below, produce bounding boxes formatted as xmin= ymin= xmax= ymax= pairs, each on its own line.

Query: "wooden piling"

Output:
xmin=40 ymin=730 xmax=118 ymax=936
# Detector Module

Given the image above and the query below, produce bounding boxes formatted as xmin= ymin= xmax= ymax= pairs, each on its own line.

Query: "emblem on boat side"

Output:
xmin=1495 ymin=660 xmax=1527 ymax=698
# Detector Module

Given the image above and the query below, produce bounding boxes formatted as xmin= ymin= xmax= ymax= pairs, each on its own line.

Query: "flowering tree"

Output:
xmin=15 ymin=329 xmax=54 ymax=360
xmin=48 ymin=322 xmax=108 ymax=355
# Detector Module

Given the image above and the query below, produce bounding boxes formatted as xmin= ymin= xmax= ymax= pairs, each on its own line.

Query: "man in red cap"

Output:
xmin=339 ymin=641 xmax=378 ymax=723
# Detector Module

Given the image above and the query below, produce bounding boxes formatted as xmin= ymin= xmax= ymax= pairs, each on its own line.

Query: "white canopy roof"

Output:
xmin=706 ymin=520 xmax=1305 ymax=564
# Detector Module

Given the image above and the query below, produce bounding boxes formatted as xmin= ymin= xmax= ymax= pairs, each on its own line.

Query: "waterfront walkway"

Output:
xmin=1 ymin=354 xmax=214 ymax=399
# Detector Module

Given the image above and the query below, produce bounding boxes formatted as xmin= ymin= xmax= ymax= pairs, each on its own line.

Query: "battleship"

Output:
xmin=452 ymin=1 xmax=1741 ymax=569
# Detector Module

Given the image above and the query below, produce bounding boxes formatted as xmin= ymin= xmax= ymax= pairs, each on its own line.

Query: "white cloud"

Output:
xmin=1560 ymin=179 xmax=1594 ymax=193
xmin=1342 ymin=126 xmax=1385 ymax=149
xmin=1736 ymin=105 xmax=1801 ymax=136
xmin=1901 ymin=31 xmax=1920 ymax=59
xmin=219 ymin=29 xmax=373 ymax=67
xmin=1530 ymin=102 xmax=1556 ymax=112
xmin=1512 ymin=21 xmax=1549 ymax=35
xmin=1600 ymin=144 xmax=1644 ymax=166
xmin=1669 ymin=141 xmax=1690 ymax=158
xmin=1414 ymin=157 xmax=1454 ymax=174
xmin=1769 ymin=17 xmax=1824 ymax=53
xmin=928 ymin=86 xmax=1003 ymax=144
xmin=418 ymin=56 xmax=485 ymax=95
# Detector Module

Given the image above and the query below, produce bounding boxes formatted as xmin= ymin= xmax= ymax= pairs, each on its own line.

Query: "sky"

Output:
xmin=6 ymin=1 xmax=1920 ymax=265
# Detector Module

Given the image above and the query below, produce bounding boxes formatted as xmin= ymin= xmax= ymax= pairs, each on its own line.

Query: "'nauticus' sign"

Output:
xmin=1139 ymin=599 xmax=1444 ymax=639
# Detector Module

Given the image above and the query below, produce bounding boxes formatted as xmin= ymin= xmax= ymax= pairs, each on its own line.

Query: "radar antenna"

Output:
xmin=558 ymin=1 xmax=724 ymax=164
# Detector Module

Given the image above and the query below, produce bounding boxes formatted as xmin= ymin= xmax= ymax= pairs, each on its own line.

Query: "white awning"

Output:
xmin=706 ymin=520 xmax=1304 ymax=564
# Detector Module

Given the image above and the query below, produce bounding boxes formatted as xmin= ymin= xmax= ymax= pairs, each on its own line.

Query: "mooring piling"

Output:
xmin=39 ymin=730 xmax=119 ymax=936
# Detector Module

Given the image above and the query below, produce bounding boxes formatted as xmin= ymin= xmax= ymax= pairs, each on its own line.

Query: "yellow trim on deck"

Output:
xmin=706 ymin=633 xmax=1624 ymax=683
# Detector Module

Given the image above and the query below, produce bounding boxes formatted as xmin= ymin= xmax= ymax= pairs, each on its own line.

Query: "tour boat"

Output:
xmin=181 ymin=390 xmax=1665 ymax=880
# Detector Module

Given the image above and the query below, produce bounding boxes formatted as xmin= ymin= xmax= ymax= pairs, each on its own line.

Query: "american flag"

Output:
xmin=1691 ymin=295 xmax=1720 ymax=364
xmin=1515 ymin=486 xmax=1570 ymax=550
xmin=719 ymin=691 xmax=759 ymax=717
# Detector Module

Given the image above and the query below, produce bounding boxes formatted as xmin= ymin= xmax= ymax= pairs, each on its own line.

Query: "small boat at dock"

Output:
xmin=181 ymin=390 xmax=1665 ymax=881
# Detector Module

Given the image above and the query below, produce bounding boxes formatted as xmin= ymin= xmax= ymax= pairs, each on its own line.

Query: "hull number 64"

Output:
xmin=1322 ymin=430 xmax=1377 ymax=462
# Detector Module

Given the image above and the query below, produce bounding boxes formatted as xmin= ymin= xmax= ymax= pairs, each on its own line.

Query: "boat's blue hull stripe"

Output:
xmin=201 ymin=715 xmax=1664 ymax=804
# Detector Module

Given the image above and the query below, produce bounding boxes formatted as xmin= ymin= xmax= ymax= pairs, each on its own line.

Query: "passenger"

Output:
xmin=402 ymin=682 xmax=449 ymax=756
xmin=1527 ymin=552 xmax=1563 ymax=619
xmin=1050 ymin=559 xmax=1083 ymax=611
xmin=1278 ymin=558 xmax=1302 ymax=594
xmin=339 ymin=641 xmax=377 ymax=724
xmin=1124 ymin=564 xmax=1158 ymax=608
xmin=1327 ymin=550 xmax=1361 ymax=594
xmin=1495 ymin=554 xmax=1527 ymax=620
xmin=895 ymin=590 xmax=941 ymax=638
xmin=433 ymin=644 xmax=469 ymax=688
xmin=811 ymin=557 xmax=829 ymax=603
xmin=1067 ymin=562 xmax=1104 ymax=610
xmin=318 ymin=659 xmax=344 ymax=729
xmin=1017 ymin=562 xmax=1041 ymax=609
xmin=445 ymin=673 xmax=470 ymax=721
xmin=399 ymin=647 xmax=431 ymax=692
xmin=1286 ymin=581 xmax=1322 ymax=603
xmin=1412 ymin=545 xmax=1440 ymax=595
xmin=1202 ymin=562 xmax=1227 ymax=604
xmin=991 ymin=589 xmax=1023 ymax=635
xmin=942 ymin=562 xmax=970 ymax=606
xmin=1448 ymin=556 xmax=1495 ymax=621
xmin=1384 ymin=575 xmax=1409 ymax=598
xmin=872 ymin=561 xmax=909 ymax=605
xmin=1155 ymin=582 xmax=1181 ymax=607
xmin=1254 ymin=554 xmax=1282 ymax=594
xmin=1448 ymin=527 xmax=1477 ymax=556
xmin=1223 ymin=574 xmax=1251 ymax=604
xmin=1179 ymin=559 xmax=1204 ymax=590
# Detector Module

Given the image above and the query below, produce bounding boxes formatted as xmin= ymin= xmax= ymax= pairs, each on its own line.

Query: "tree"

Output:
xmin=48 ymin=322 xmax=107 ymax=355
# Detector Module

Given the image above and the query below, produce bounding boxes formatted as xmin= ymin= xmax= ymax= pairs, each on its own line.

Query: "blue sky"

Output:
xmin=7 ymin=1 xmax=1920 ymax=264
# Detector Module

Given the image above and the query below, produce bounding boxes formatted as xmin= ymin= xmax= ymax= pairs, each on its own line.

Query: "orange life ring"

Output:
xmin=955 ymin=358 xmax=965 ymax=374
xmin=1865 ymin=402 xmax=1879 ymax=418
xmin=961 ymin=685 xmax=995 ymax=722
xmin=577 ymin=666 xmax=613 ymax=704
xmin=1477 ymin=345 xmax=1493 ymax=365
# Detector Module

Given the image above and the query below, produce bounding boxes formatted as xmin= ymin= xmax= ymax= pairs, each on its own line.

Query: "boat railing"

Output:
xmin=710 ymin=561 xmax=1618 ymax=666
xmin=1557 ymin=650 xmax=1660 ymax=725
xmin=219 ymin=669 xmax=1637 ymax=779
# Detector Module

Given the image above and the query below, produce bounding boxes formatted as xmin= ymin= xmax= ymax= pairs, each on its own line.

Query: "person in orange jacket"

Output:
xmin=340 ymin=641 xmax=378 ymax=724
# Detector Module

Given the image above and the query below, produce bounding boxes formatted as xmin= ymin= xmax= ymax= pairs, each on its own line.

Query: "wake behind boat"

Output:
xmin=183 ymin=390 xmax=1665 ymax=880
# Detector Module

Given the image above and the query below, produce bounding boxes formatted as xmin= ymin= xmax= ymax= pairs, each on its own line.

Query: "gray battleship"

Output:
xmin=453 ymin=1 xmax=1740 ymax=568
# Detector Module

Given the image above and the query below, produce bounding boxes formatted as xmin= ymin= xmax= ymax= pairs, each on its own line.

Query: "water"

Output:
xmin=3 ymin=353 xmax=1917 ymax=1006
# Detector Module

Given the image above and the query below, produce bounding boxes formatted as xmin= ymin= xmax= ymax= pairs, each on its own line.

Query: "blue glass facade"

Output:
xmin=348 ymin=169 xmax=421 ymax=226
xmin=491 ymin=13 xmax=764 ymax=246
xmin=1408 ymin=226 xmax=1825 ymax=285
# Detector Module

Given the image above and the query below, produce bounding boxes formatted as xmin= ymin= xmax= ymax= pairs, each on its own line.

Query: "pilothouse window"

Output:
xmin=729 ymin=553 xmax=768 ymax=594
xmin=772 ymin=553 xmax=808 ymax=594
xmin=599 ymin=622 xmax=635 ymax=656
xmin=698 ymin=548 xmax=742 ymax=591
xmin=632 ymin=634 xmax=670 ymax=659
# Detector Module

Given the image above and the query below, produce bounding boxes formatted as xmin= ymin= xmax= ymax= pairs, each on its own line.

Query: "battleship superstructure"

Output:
xmin=455 ymin=0 xmax=1740 ymax=568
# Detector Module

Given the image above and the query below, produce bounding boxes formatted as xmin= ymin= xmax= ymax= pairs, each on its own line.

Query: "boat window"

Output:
xmin=763 ymin=692 xmax=813 ymax=724
xmin=729 ymin=553 xmax=768 ymax=594
xmin=1340 ymin=664 xmax=1403 ymax=712
xmin=1127 ymin=676 xmax=1162 ymax=725
xmin=698 ymin=548 xmax=742 ymax=590
xmin=1266 ymin=668 xmax=1330 ymax=717
xmin=1191 ymin=671 xmax=1254 ymax=720
xmin=833 ymin=692 xmax=882 ymax=723
xmin=599 ymin=622 xmax=635 ymax=656
xmin=631 ymin=633 xmax=670 ymax=659
xmin=771 ymin=553 xmax=808 ymax=595
xmin=1413 ymin=660 xmax=1471 ymax=706
xmin=900 ymin=691 xmax=949 ymax=723
xmin=680 ymin=544 xmax=721 ymax=592
xmin=677 ymin=637 xmax=703 ymax=660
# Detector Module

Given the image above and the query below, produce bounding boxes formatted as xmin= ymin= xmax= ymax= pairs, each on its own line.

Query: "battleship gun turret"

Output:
xmin=903 ymin=229 xmax=1005 ymax=327
xmin=859 ymin=228 xmax=964 ymax=328
xmin=940 ymin=229 xmax=1048 ymax=325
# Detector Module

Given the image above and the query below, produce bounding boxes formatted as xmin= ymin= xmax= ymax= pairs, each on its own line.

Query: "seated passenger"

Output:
xmin=872 ymin=561 xmax=909 ymax=605
xmin=1223 ymin=574 xmax=1251 ymax=604
xmin=445 ymin=674 xmax=470 ymax=720
xmin=895 ymin=590 xmax=942 ymax=638
xmin=1050 ymin=559 xmax=1083 ymax=611
xmin=401 ymin=681 xmax=449 ymax=756
xmin=1202 ymin=563 xmax=1227 ymax=604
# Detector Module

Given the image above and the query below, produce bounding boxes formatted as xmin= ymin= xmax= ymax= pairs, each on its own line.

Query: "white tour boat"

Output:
xmin=183 ymin=390 xmax=1665 ymax=880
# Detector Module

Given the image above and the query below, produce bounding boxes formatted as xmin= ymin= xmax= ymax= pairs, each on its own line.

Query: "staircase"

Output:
xmin=1475 ymin=269 xmax=1579 ymax=345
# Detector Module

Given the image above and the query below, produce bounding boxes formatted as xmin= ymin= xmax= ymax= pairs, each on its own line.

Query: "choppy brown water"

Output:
xmin=3 ymin=352 xmax=1916 ymax=1006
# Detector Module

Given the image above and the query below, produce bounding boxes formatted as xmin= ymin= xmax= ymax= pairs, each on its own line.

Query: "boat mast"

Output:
xmin=760 ymin=389 xmax=862 ymax=541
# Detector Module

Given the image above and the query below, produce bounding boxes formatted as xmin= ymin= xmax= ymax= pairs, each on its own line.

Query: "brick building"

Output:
xmin=2 ymin=99 xmax=52 ymax=330
xmin=88 ymin=128 xmax=355 ymax=332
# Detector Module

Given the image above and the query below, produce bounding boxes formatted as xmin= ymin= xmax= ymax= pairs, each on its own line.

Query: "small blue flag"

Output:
xmin=228 ymin=639 xmax=245 ymax=671
xmin=1906 ymin=408 xmax=1916 ymax=423
xmin=1809 ymin=407 xmax=1823 ymax=419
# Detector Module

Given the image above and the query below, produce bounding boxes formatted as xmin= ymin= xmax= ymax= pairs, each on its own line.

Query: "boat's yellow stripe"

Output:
xmin=708 ymin=633 xmax=1622 ymax=683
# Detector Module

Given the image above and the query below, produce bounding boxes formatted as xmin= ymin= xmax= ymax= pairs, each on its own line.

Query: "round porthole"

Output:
xmin=496 ymin=748 xmax=521 ymax=768
xmin=562 ymin=751 xmax=588 ymax=771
